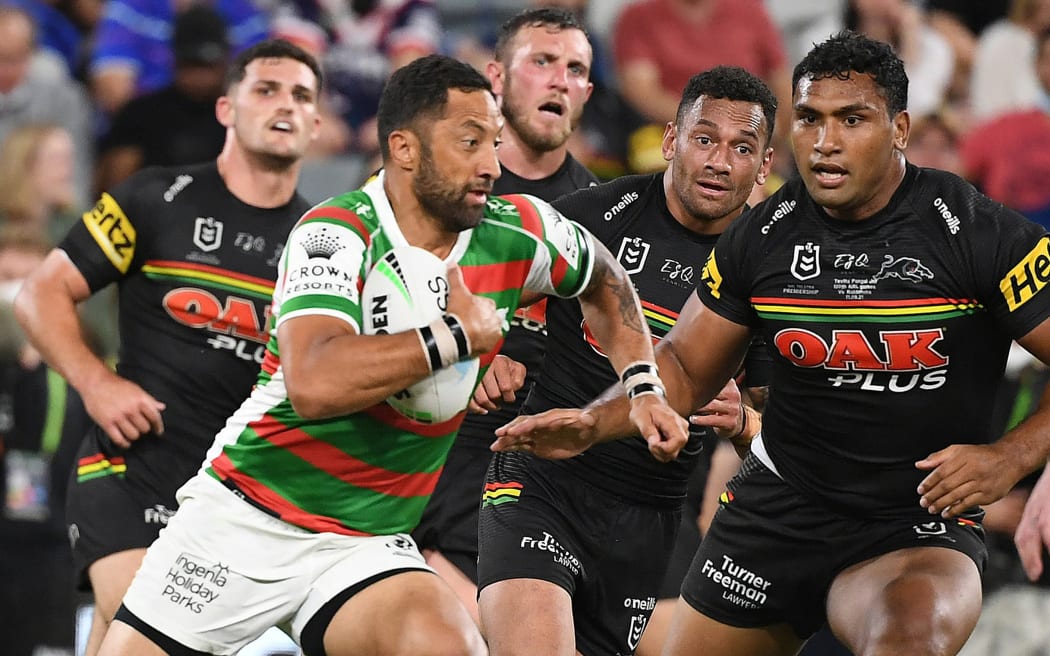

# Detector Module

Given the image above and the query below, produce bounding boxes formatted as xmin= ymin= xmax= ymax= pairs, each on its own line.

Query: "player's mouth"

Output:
xmin=811 ymin=161 xmax=848 ymax=187
xmin=696 ymin=179 xmax=730 ymax=199
xmin=466 ymin=185 xmax=492 ymax=204
xmin=270 ymin=120 xmax=295 ymax=134
xmin=538 ymin=100 xmax=565 ymax=118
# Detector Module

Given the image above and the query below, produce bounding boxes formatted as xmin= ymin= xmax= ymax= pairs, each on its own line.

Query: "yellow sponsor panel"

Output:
xmin=1001 ymin=236 xmax=1050 ymax=312
xmin=700 ymin=248 xmax=723 ymax=299
xmin=83 ymin=192 xmax=136 ymax=273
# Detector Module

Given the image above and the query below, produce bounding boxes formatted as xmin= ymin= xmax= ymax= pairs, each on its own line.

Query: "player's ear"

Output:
xmin=388 ymin=129 xmax=419 ymax=171
xmin=486 ymin=61 xmax=505 ymax=97
xmin=661 ymin=122 xmax=676 ymax=163
xmin=893 ymin=109 xmax=910 ymax=151
xmin=215 ymin=95 xmax=234 ymax=128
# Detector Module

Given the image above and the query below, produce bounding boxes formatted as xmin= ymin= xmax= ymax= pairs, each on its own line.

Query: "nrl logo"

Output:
xmin=790 ymin=242 xmax=821 ymax=281
xmin=627 ymin=614 xmax=648 ymax=650
xmin=193 ymin=217 xmax=224 ymax=252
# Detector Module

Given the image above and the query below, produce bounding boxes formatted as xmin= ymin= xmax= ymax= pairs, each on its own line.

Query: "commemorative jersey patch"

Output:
xmin=1001 ymin=235 xmax=1050 ymax=312
xmin=83 ymin=192 xmax=136 ymax=273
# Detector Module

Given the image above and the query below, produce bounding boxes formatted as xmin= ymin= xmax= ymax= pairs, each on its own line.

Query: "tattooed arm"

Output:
xmin=575 ymin=238 xmax=653 ymax=378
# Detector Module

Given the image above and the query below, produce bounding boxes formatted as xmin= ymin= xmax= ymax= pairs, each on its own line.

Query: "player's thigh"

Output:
xmin=662 ymin=597 xmax=801 ymax=656
xmin=87 ymin=548 xmax=146 ymax=621
xmin=479 ymin=578 xmax=576 ymax=656
xmin=827 ymin=546 xmax=982 ymax=655
xmin=322 ymin=570 xmax=485 ymax=656
xmin=424 ymin=548 xmax=479 ymax=625
xmin=97 ymin=618 xmax=169 ymax=656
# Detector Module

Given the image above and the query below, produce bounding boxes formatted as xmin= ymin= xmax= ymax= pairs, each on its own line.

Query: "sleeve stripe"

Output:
xmin=299 ymin=207 xmax=372 ymax=247
xmin=502 ymin=194 xmax=543 ymax=238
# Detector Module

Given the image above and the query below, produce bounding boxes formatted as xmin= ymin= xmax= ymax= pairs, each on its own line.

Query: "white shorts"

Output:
xmin=121 ymin=474 xmax=432 ymax=655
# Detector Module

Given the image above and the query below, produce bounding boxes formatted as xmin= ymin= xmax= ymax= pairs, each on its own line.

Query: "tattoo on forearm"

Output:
xmin=607 ymin=273 xmax=644 ymax=333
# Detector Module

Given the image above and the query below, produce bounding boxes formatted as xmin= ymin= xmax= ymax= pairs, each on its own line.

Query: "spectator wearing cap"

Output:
xmin=94 ymin=5 xmax=229 ymax=191
xmin=88 ymin=0 xmax=269 ymax=116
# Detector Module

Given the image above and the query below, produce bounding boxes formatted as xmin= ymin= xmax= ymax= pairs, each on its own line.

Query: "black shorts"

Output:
xmin=412 ymin=433 xmax=493 ymax=582
xmin=478 ymin=451 xmax=681 ymax=656
xmin=682 ymin=454 xmax=987 ymax=639
xmin=66 ymin=439 xmax=185 ymax=590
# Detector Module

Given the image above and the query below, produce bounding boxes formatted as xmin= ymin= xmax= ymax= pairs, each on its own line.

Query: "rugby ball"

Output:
xmin=361 ymin=246 xmax=480 ymax=424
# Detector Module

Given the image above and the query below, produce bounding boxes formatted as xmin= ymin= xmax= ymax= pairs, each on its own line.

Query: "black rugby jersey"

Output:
xmin=526 ymin=173 xmax=767 ymax=504
xmin=455 ymin=153 xmax=598 ymax=441
xmin=59 ymin=162 xmax=310 ymax=485
xmin=698 ymin=164 xmax=1050 ymax=516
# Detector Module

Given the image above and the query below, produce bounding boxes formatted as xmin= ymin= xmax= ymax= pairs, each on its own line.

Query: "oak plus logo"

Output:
xmin=616 ymin=237 xmax=650 ymax=274
xmin=790 ymin=242 xmax=821 ymax=281
xmin=774 ymin=327 xmax=949 ymax=392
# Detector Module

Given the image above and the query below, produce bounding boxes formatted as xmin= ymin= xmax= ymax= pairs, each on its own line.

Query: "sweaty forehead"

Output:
xmin=684 ymin=96 xmax=765 ymax=135
xmin=794 ymin=73 xmax=884 ymax=110
xmin=244 ymin=58 xmax=316 ymax=90
xmin=443 ymin=88 xmax=501 ymax=125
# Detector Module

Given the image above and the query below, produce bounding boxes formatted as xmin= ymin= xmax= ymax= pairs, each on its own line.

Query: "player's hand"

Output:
xmin=491 ymin=408 xmax=597 ymax=459
xmin=80 ymin=369 xmax=166 ymax=448
xmin=915 ymin=442 xmax=1022 ymax=518
xmin=446 ymin=264 xmax=502 ymax=356
xmin=688 ymin=378 xmax=743 ymax=439
xmin=1016 ymin=465 xmax=1050 ymax=581
xmin=629 ymin=393 xmax=690 ymax=463
xmin=469 ymin=355 xmax=526 ymax=414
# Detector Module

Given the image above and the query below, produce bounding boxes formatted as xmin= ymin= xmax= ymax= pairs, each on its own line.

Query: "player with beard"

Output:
xmin=413 ymin=7 xmax=598 ymax=621
xmin=476 ymin=66 xmax=774 ymax=656
xmin=494 ymin=32 xmax=1050 ymax=656
xmin=91 ymin=54 xmax=684 ymax=656
xmin=14 ymin=39 xmax=322 ymax=656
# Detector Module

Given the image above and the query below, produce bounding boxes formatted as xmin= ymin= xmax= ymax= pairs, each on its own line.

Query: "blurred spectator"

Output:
xmin=800 ymin=0 xmax=954 ymax=119
xmin=925 ymin=0 xmax=1009 ymax=103
xmin=905 ymin=110 xmax=964 ymax=175
xmin=0 ymin=124 xmax=119 ymax=358
xmin=610 ymin=0 xmax=791 ymax=172
xmin=0 ymin=225 xmax=91 ymax=656
xmin=970 ymin=0 xmax=1050 ymax=122
xmin=0 ymin=5 xmax=92 ymax=204
xmin=0 ymin=124 xmax=78 ymax=242
xmin=88 ymin=0 xmax=269 ymax=116
xmin=962 ymin=27 xmax=1050 ymax=226
xmin=95 ymin=6 xmax=228 ymax=191
xmin=4 ymin=0 xmax=84 ymax=77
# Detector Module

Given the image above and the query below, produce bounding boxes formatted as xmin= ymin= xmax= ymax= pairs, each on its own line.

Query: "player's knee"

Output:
xmin=395 ymin=624 xmax=487 ymax=656
xmin=853 ymin=575 xmax=961 ymax=656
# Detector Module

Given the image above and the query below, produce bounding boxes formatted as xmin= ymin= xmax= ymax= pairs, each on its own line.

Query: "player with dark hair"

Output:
xmin=14 ymin=38 xmax=323 ymax=656
xmin=91 ymin=53 xmax=683 ymax=656
xmin=478 ymin=65 xmax=775 ymax=656
xmin=413 ymin=7 xmax=598 ymax=619
xmin=494 ymin=30 xmax=1050 ymax=656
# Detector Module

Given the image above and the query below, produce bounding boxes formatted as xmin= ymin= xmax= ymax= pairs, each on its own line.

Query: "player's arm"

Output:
xmin=281 ymin=265 xmax=502 ymax=419
xmin=918 ymin=316 xmax=1050 ymax=518
xmin=14 ymin=250 xmax=165 ymax=447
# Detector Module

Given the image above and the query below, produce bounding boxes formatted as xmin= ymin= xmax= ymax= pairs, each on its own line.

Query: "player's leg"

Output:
xmin=317 ymin=570 xmax=486 ymax=656
xmin=479 ymin=578 xmax=577 ymax=656
xmin=662 ymin=600 xmax=802 ymax=656
xmin=826 ymin=546 xmax=982 ymax=656
xmin=85 ymin=548 xmax=146 ymax=656
xmin=424 ymin=549 xmax=480 ymax=624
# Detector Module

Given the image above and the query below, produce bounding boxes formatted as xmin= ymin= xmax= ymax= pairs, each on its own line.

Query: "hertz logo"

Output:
xmin=83 ymin=193 xmax=136 ymax=273
xmin=1001 ymin=236 xmax=1050 ymax=312
xmin=700 ymin=249 xmax=723 ymax=298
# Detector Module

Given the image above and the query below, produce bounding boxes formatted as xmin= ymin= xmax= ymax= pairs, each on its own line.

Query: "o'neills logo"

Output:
xmin=604 ymin=191 xmax=639 ymax=221
xmin=761 ymin=200 xmax=796 ymax=234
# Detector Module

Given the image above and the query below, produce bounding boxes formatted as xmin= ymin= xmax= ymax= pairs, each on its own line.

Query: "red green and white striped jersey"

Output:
xmin=203 ymin=172 xmax=597 ymax=536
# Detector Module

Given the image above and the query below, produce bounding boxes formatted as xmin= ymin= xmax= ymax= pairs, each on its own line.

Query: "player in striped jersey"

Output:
xmin=97 ymin=55 xmax=686 ymax=656
xmin=494 ymin=32 xmax=1050 ymax=656
xmin=14 ymin=39 xmax=322 ymax=656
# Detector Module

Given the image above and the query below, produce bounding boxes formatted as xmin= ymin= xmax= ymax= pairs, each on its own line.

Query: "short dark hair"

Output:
xmin=494 ymin=7 xmax=588 ymax=63
xmin=377 ymin=54 xmax=493 ymax=160
xmin=677 ymin=66 xmax=778 ymax=144
xmin=793 ymin=30 xmax=908 ymax=116
xmin=225 ymin=39 xmax=323 ymax=93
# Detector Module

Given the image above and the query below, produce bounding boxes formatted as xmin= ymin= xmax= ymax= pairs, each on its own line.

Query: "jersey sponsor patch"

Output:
xmin=83 ymin=192 xmax=136 ymax=273
xmin=284 ymin=222 xmax=363 ymax=304
xmin=1001 ymin=236 xmax=1050 ymax=312
xmin=700 ymin=249 xmax=723 ymax=299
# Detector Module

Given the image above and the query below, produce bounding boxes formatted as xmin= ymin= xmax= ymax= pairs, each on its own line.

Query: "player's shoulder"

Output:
xmin=111 ymin=162 xmax=219 ymax=206
xmin=738 ymin=175 xmax=811 ymax=240
xmin=552 ymin=173 xmax=659 ymax=224
xmin=906 ymin=165 xmax=1008 ymax=231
